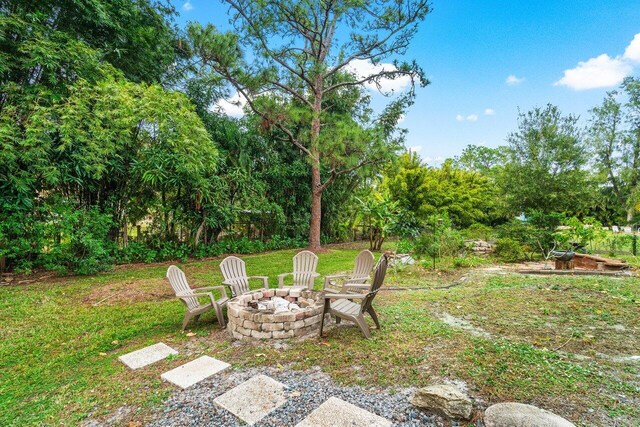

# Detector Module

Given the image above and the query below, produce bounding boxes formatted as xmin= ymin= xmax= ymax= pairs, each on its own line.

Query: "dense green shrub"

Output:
xmin=495 ymin=237 xmax=525 ymax=262
xmin=39 ymin=207 xmax=116 ymax=275
xmin=463 ymin=223 xmax=495 ymax=241
xmin=396 ymin=239 xmax=415 ymax=254
xmin=496 ymin=219 xmax=540 ymax=260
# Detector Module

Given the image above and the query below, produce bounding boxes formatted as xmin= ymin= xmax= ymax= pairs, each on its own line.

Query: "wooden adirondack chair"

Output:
xmin=277 ymin=250 xmax=319 ymax=289
xmin=323 ymin=249 xmax=375 ymax=292
xmin=166 ymin=265 xmax=228 ymax=330
xmin=319 ymin=254 xmax=388 ymax=339
xmin=219 ymin=256 xmax=269 ymax=297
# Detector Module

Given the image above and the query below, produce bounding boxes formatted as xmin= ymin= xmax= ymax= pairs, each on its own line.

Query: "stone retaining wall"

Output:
xmin=227 ymin=288 xmax=328 ymax=340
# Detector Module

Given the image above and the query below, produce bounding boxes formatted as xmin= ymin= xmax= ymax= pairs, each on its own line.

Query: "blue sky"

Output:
xmin=174 ymin=0 xmax=640 ymax=163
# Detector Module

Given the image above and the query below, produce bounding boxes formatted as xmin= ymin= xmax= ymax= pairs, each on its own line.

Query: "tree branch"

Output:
xmin=220 ymin=71 xmax=313 ymax=158
xmin=225 ymin=0 xmax=315 ymax=89
xmin=319 ymin=159 xmax=376 ymax=192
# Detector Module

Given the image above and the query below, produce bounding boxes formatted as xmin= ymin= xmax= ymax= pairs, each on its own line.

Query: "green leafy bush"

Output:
xmin=41 ymin=207 xmax=116 ymax=275
xmin=495 ymin=237 xmax=525 ymax=262
xmin=463 ymin=223 xmax=495 ymax=241
xmin=396 ymin=239 xmax=415 ymax=253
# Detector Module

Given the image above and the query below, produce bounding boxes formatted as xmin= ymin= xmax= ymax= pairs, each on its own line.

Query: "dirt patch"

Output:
xmin=82 ymin=279 xmax=172 ymax=306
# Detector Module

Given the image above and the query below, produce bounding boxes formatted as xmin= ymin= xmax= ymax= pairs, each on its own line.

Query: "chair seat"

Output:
xmin=331 ymin=298 xmax=360 ymax=316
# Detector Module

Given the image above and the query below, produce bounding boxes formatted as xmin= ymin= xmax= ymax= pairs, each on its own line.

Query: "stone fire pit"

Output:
xmin=227 ymin=288 xmax=327 ymax=340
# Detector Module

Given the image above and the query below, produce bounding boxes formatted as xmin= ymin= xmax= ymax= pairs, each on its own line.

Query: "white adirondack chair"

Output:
xmin=278 ymin=250 xmax=319 ymax=289
xmin=166 ymin=265 xmax=228 ymax=330
xmin=323 ymin=250 xmax=375 ymax=292
xmin=219 ymin=256 xmax=269 ymax=297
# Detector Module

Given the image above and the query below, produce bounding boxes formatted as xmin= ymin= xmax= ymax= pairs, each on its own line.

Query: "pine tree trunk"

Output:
xmin=627 ymin=207 xmax=635 ymax=224
xmin=309 ymin=161 xmax=322 ymax=251
xmin=308 ymin=83 xmax=323 ymax=251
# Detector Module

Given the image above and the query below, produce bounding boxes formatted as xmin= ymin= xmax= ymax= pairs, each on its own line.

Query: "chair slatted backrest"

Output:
xmin=167 ymin=265 xmax=200 ymax=310
xmin=220 ymin=256 xmax=250 ymax=296
xmin=293 ymin=250 xmax=318 ymax=289
xmin=360 ymin=255 xmax=388 ymax=313
xmin=349 ymin=250 xmax=375 ymax=284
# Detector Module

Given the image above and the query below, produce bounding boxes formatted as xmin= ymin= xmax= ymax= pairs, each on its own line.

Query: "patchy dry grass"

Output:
xmin=1 ymin=247 xmax=639 ymax=426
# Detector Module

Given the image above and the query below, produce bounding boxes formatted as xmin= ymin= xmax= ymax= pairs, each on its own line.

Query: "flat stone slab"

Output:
xmin=161 ymin=356 xmax=230 ymax=389
xmin=295 ymin=396 xmax=392 ymax=427
xmin=214 ymin=374 xmax=287 ymax=425
xmin=484 ymin=402 xmax=575 ymax=427
xmin=118 ymin=342 xmax=178 ymax=370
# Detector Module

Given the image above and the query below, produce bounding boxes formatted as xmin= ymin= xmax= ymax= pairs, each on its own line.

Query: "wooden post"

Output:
xmin=554 ymin=260 xmax=574 ymax=270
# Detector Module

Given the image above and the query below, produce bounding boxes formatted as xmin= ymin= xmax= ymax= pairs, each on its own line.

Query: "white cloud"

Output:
xmin=347 ymin=59 xmax=413 ymax=93
xmin=555 ymin=33 xmax=640 ymax=90
xmin=212 ymin=92 xmax=247 ymax=118
xmin=182 ymin=1 xmax=193 ymax=11
xmin=624 ymin=33 xmax=640 ymax=62
xmin=397 ymin=114 xmax=406 ymax=124
xmin=484 ymin=108 xmax=495 ymax=116
xmin=408 ymin=145 xmax=422 ymax=153
xmin=456 ymin=113 xmax=480 ymax=122
xmin=506 ymin=75 xmax=525 ymax=85
xmin=554 ymin=54 xmax=632 ymax=90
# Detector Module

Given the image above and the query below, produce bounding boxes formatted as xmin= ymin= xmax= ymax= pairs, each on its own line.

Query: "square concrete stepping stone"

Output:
xmin=214 ymin=374 xmax=287 ymax=425
xmin=295 ymin=396 xmax=391 ymax=427
xmin=161 ymin=356 xmax=230 ymax=389
xmin=118 ymin=342 xmax=178 ymax=370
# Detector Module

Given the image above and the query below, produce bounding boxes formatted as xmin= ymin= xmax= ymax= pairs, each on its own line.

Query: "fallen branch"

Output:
xmin=553 ymin=332 xmax=575 ymax=351
xmin=92 ymin=293 xmax=118 ymax=307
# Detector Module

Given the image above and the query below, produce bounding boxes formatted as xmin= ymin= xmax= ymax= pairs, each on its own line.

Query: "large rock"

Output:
xmin=484 ymin=402 xmax=575 ymax=427
xmin=410 ymin=384 xmax=473 ymax=419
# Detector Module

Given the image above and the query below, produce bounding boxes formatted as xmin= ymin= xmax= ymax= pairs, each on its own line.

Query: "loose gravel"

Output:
xmin=147 ymin=366 xmax=460 ymax=427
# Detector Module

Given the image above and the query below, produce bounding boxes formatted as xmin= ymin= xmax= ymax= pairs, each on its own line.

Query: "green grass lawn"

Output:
xmin=1 ymin=246 xmax=639 ymax=426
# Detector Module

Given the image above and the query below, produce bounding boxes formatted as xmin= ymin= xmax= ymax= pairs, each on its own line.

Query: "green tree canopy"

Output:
xmin=589 ymin=77 xmax=640 ymax=223
xmin=502 ymin=104 xmax=592 ymax=215
xmin=385 ymin=153 xmax=504 ymax=228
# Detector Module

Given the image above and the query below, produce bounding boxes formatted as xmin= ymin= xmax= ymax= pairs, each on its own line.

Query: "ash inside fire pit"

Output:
xmin=227 ymin=288 xmax=328 ymax=340
xmin=247 ymin=296 xmax=306 ymax=312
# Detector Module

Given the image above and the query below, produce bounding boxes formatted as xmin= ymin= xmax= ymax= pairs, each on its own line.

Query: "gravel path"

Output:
xmin=148 ymin=366 xmax=457 ymax=427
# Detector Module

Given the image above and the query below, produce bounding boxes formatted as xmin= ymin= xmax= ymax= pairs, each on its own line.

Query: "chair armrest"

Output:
xmin=325 ymin=274 xmax=348 ymax=280
xmin=346 ymin=276 xmax=370 ymax=283
xmin=343 ymin=284 xmax=370 ymax=290
xmin=323 ymin=292 xmax=367 ymax=299
xmin=324 ymin=274 xmax=348 ymax=289
xmin=193 ymin=285 xmax=228 ymax=299
xmin=278 ymin=272 xmax=292 ymax=288
xmin=221 ymin=281 xmax=239 ymax=294
xmin=248 ymin=276 xmax=270 ymax=289
xmin=177 ymin=291 xmax=218 ymax=306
